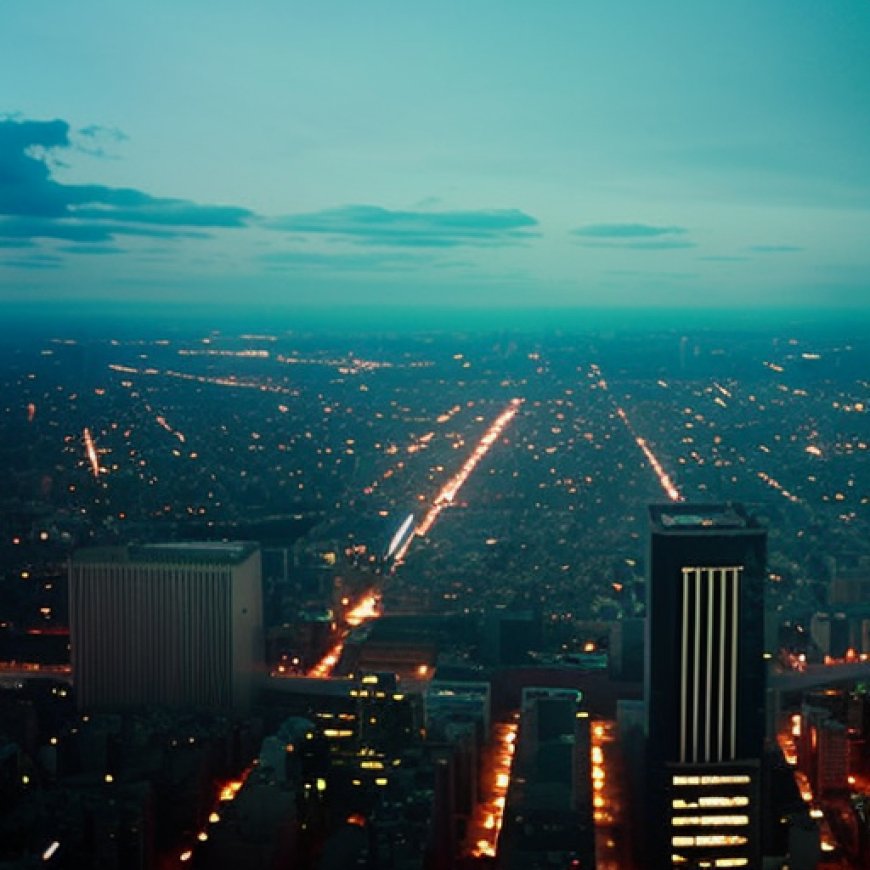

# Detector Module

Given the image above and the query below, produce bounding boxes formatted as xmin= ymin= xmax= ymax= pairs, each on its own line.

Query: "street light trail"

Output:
xmin=345 ymin=592 xmax=379 ymax=627
xmin=613 ymin=404 xmax=682 ymax=502
xmin=82 ymin=427 xmax=100 ymax=478
xmin=597 ymin=369 xmax=682 ymax=502
xmin=467 ymin=721 xmax=518 ymax=859
xmin=308 ymin=642 xmax=344 ymax=679
xmin=634 ymin=432 xmax=682 ymax=502
xmin=392 ymin=398 xmax=523 ymax=564
xmin=307 ymin=591 xmax=380 ymax=678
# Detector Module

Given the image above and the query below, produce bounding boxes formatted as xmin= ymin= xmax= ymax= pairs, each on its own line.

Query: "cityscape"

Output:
xmin=0 ymin=313 xmax=868 ymax=868
xmin=3 ymin=2 xmax=870 ymax=868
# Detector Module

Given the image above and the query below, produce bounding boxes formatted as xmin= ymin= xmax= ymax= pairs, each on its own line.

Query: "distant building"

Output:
xmin=828 ymin=569 xmax=870 ymax=606
xmin=425 ymin=679 xmax=491 ymax=740
xmin=499 ymin=687 xmax=595 ymax=869
xmin=609 ymin=617 xmax=644 ymax=682
xmin=482 ymin=607 xmax=541 ymax=666
xmin=646 ymin=503 xmax=767 ymax=870
xmin=810 ymin=612 xmax=851 ymax=659
xmin=69 ymin=542 xmax=263 ymax=713
xmin=799 ymin=703 xmax=849 ymax=796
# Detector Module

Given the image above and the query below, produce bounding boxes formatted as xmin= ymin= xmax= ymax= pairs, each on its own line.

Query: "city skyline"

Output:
xmin=3 ymin=1 xmax=870 ymax=312
xmin=1 ymin=320 xmax=868 ymax=865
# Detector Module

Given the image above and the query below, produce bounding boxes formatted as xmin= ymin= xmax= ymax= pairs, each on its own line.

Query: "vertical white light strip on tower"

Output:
xmin=693 ymin=568 xmax=701 ymax=763
xmin=681 ymin=568 xmax=690 ymax=763
xmin=718 ymin=568 xmax=726 ymax=763
xmin=680 ymin=565 xmax=744 ymax=765
xmin=705 ymin=567 xmax=715 ymax=763
xmin=731 ymin=567 xmax=741 ymax=759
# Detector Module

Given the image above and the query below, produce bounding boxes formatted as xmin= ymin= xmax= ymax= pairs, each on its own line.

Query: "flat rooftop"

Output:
xmin=650 ymin=503 xmax=751 ymax=531
xmin=72 ymin=541 xmax=259 ymax=566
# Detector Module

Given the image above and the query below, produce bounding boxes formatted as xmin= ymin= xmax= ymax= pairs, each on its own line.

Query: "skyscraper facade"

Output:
xmin=646 ymin=503 xmax=767 ymax=869
xmin=70 ymin=542 xmax=263 ymax=713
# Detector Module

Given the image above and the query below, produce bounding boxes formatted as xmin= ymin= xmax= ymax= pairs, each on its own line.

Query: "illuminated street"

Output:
xmin=465 ymin=720 xmax=518 ymax=860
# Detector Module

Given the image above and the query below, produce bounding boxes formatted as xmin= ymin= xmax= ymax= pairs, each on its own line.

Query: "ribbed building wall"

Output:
xmin=70 ymin=549 xmax=261 ymax=712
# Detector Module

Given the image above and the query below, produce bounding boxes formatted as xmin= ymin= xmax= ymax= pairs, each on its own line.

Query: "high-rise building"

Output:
xmin=70 ymin=542 xmax=263 ymax=713
xmin=645 ymin=503 xmax=767 ymax=869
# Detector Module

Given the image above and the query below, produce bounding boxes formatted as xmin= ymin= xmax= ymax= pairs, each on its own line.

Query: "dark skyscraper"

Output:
xmin=645 ymin=503 xmax=767 ymax=869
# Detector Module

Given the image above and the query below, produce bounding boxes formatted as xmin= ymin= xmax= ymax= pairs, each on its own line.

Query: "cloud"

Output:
xmin=1 ymin=251 xmax=63 ymax=270
xmin=268 ymin=204 xmax=538 ymax=247
xmin=59 ymin=244 xmax=124 ymax=255
xmin=73 ymin=124 xmax=129 ymax=159
xmin=581 ymin=239 xmax=696 ymax=250
xmin=572 ymin=222 xmax=693 ymax=250
xmin=0 ymin=117 xmax=254 ymax=247
xmin=0 ymin=216 xmax=208 ymax=243
xmin=749 ymin=245 xmax=803 ymax=253
xmin=699 ymin=255 xmax=750 ymax=262
xmin=572 ymin=223 xmax=688 ymax=239
xmin=261 ymin=248 xmax=431 ymax=272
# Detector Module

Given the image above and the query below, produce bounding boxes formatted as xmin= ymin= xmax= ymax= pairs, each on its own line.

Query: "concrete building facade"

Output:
xmin=70 ymin=542 xmax=263 ymax=713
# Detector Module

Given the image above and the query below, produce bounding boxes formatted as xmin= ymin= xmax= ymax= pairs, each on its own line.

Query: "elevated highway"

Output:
xmin=769 ymin=660 xmax=870 ymax=693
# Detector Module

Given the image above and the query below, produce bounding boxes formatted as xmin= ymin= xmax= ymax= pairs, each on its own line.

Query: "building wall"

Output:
xmin=70 ymin=546 xmax=262 ymax=712
xmin=646 ymin=516 xmax=767 ymax=763
xmin=230 ymin=549 xmax=264 ymax=712
xmin=645 ymin=504 xmax=767 ymax=870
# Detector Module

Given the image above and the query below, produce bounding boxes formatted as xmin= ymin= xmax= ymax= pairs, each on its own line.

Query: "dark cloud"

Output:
xmin=572 ymin=223 xmax=688 ymax=239
xmin=749 ymin=245 xmax=803 ymax=253
xmin=0 ymin=117 xmax=254 ymax=247
xmin=0 ymin=216 xmax=208 ymax=243
xmin=268 ymin=204 xmax=538 ymax=247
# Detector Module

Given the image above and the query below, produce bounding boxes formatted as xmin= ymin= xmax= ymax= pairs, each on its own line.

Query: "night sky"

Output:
xmin=2 ymin=1 xmax=869 ymax=312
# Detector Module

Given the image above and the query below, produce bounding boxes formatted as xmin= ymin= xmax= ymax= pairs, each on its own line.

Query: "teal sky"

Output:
xmin=2 ymin=1 xmax=869 ymax=312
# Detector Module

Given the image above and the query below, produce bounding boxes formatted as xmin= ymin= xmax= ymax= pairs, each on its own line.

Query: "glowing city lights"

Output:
xmin=218 ymin=779 xmax=244 ymax=802
xmin=308 ymin=643 xmax=343 ymax=679
xmin=345 ymin=593 xmax=380 ymax=627
xmin=393 ymin=399 xmax=523 ymax=564
xmin=593 ymin=365 xmax=683 ymax=502
xmin=308 ymin=591 xmax=380 ymax=677
xmin=613 ymin=405 xmax=682 ymax=502
xmin=467 ymin=721 xmax=518 ymax=858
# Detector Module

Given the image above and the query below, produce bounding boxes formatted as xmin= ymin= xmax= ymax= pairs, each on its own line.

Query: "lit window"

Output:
xmin=672 ymin=774 xmax=751 ymax=786
xmin=702 ymin=775 xmax=750 ymax=785
xmin=697 ymin=835 xmax=747 ymax=847
xmin=673 ymin=796 xmax=749 ymax=810
xmin=672 ymin=835 xmax=748 ymax=847
xmin=700 ymin=796 xmax=749 ymax=808
xmin=671 ymin=815 xmax=749 ymax=827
